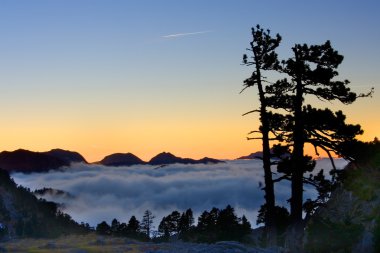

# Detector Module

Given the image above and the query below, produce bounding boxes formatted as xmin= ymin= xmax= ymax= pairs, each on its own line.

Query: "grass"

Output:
xmin=0 ymin=233 xmax=153 ymax=253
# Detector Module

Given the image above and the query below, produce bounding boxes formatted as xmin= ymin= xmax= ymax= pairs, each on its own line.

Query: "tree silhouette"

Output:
xmin=127 ymin=215 xmax=140 ymax=234
xmin=242 ymin=25 xmax=373 ymax=251
xmin=111 ymin=218 xmax=120 ymax=235
xmin=178 ymin=208 xmax=194 ymax=233
xmin=266 ymin=40 xmax=372 ymax=251
xmin=242 ymin=24 xmax=282 ymax=244
xmin=140 ymin=210 xmax=155 ymax=238
xmin=241 ymin=215 xmax=252 ymax=235
xmin=197 ymin=207 xmax=219 ymax=232
xmin=158 ymin=210 xmax=181 ymax=238
xmin=96 ymin=221 xmax=110 ymax=235
xmin=216 ymin=205 xmax=240 ymax=241
xmin=194 ymin=206 xmax=251 ymax=243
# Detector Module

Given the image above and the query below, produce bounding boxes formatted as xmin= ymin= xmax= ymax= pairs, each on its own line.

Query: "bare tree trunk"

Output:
xmin=287 ymin=48 xmax=305 ymax=253
xmin=257 ymin=65 xmax=277 ymax=246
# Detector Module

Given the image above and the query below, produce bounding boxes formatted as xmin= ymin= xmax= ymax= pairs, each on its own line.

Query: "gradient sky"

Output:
xmin=0 ymin=1 xmax=379 ymax=162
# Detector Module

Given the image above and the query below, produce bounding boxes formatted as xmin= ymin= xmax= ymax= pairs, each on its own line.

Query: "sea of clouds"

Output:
xmin=11 ymin=159 xmax=348 ymax=229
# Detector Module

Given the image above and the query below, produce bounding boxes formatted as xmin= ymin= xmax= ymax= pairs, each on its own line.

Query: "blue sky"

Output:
xmin=0 ymin=1 xmax=379 ymax=161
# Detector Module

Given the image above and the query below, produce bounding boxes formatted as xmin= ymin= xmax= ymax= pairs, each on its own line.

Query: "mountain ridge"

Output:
xmin=0 ymin=149 xmax=223 ymax=173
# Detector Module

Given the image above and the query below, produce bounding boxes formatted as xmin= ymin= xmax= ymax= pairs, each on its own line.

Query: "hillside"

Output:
xmin=305 ymin=141 xmax=380 ymax=253
xmin=0 ymin=169 xmax=89 ymax=239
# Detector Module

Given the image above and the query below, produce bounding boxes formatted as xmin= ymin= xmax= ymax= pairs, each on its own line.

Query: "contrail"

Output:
xmin=162 ymin=30 xmax=212 ymax=38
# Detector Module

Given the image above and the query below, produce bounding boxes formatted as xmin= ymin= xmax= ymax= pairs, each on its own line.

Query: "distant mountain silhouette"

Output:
xmin=149 ymin=152 xmax=184 ymax=165
xmin=237 ymin=150 xmax=290 ymax=160
xmin=44 ymin=149 xmax=87 ymax=164
xmin=237 ymin=151 xmax=265 ymax=160
xmin=198 ymin=157 xmax=222 ymax=164
xmin=99 ymin=153 xmax=145 ymax=166
xmin=0 ymin=149 xmax=69 ymax=173
xmin=149 ymin=152 xmax=222 ymax=165
xmin=0 ymin=149 xmax=222 ymax=172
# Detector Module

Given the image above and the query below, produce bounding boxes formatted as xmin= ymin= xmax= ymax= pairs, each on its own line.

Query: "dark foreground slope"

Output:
xmin=305 ymin=141 xmax=380 ymax=253
xmin=0 ymin=169 xmax=89 ymax=239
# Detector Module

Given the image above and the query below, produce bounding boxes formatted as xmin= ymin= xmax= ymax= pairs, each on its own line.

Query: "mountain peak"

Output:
xmin=45 ymin=149 xmax=87 ymax=164
xmin=99 ymin=153 xmax=145 ymax=166
xmin=0 ymin=149 xmax=69 ymax=173
xmin=149 ymin=152 xmax=182 ymax=165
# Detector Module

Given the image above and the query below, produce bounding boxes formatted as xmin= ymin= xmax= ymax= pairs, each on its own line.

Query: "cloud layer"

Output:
xmin=11 ymin=159 xmax=348 ymax=229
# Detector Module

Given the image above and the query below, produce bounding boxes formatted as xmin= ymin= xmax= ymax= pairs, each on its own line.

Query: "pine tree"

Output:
xmin=127 ymin=215 xmax=140 ymax=233
xmin=111 ymin=218 xmax=120 ymax=235
xmin=216 ymin=205 xmax=240 ymax=240
xmin=268 ymin=40 xmax=372 ymax=252
xmin=242 ymin=24 xmax=282 ymax=244
xmin=140 ymin=210 xmax=155 ymax=238
xmin=179 ymin=208 xmax=194 ymax=233
xmin=96 ymin=221 xmax=110 ymax=235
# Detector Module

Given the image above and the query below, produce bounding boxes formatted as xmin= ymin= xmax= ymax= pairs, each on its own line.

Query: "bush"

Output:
xmin=305 ymin=218 xmax=364 ymax=253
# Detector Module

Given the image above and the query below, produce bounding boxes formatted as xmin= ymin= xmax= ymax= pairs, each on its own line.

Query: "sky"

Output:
xmin=0 ymin=1 xmax=379 ymax=162
xmin=11 ymin=159 xmax=349 ymax=228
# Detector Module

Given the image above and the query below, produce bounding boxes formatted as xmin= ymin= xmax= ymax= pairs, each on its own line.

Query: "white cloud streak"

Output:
xmin=11 ymin=159 xmax=347 ymax=229
xmin=162 ymin=30 xmax=212 ymax=38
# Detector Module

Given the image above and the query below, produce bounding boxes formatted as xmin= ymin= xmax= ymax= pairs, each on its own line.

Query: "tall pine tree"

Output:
xmin=242 ymin=25 xmax=281 ymax=244
xmin=269 ymin=40 xmax=372 ymax=252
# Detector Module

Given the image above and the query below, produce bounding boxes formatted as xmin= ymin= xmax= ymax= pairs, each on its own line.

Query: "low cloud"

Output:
xmin=162 ymin=30 xmax=212 ymax=39
xmin=11 ymin=159 xmax=347 ymax=229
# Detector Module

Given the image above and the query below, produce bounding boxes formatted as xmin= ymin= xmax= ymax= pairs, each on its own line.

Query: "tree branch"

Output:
xmin=247 ymin=130 xmax=261 ymax=135
xmin=272 ymin=175 xmax=291 ymax=183
xmin=242 ymin=109 xmax=260 ymax=116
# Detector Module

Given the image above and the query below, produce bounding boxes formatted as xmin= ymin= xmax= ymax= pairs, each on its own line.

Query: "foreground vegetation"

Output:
xmin=304 ymin=139 xmax=380 ymax=253
xmin=0 ymin=233 xmax=148 ymax=253
xmin=95 ymin=205 xmax=252 ymax=243
xmin=0 ymin=169 xmax=89 ymax=239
